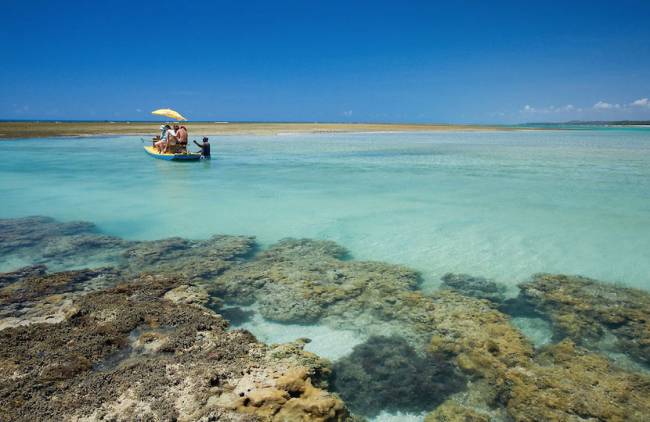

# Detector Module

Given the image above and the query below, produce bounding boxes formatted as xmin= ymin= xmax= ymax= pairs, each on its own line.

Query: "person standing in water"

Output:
xmin=193 ymin=137 xmax=211 ymax=158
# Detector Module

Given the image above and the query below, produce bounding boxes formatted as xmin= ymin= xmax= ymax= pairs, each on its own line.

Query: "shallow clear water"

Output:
xmin=1 ymin=129 xmax=649 ymax=291
xmin=223 ymin=303 xmax=367 ymax=361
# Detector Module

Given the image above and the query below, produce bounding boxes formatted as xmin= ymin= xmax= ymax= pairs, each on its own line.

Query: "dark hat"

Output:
xmin=202 ymin=137 xmax=209 ymax=142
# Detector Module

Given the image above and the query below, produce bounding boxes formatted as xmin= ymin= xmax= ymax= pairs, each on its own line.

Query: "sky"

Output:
xmin=2 ymin=0 xmax=650 ymax=124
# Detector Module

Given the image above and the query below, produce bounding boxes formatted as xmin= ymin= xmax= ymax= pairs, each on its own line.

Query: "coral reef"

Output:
xmin=2 ymin=217 xmax=650 ymax=420
xmin=332 ymin=336 xmax=465 ymax=417
xmin=214 ymin=239 xmax=532 ymax=361
xmin=121 ymin=234 xmax=256 ymax=281
xmin=504 ymin=340 xmax=650 ymax=421
xmin=440 ymin=272 xmax=507 ymax=303
xmin=0 ymin=265 xmax=121 ymax=330
xmin=426 ymin=290 xmax=533 ymax=382
xmin=214 ymin=239 xmax=650 ymax=420
xmin=0 ymin=216 xmax=97 ymax=254
xmin=424 ymin=401 xmax=490 ymax=422
xmin=213 ymin=238 xmax=539 ymax=417
xmin=0 ymin=216 xmax=255 ymax=280
xmin=518 ymin=273 xmax=650 ymax=365
xmin=0 ymin=270 xmax=352 ymax=421
xmin=0 ymin=216 xmax=127 ymax=269
xmin=213 ymin=238 xmax=421 ymax=326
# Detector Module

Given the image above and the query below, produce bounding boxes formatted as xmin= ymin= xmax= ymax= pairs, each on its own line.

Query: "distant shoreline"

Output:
xmin=0 ymin=121 xmax=525 ymax=139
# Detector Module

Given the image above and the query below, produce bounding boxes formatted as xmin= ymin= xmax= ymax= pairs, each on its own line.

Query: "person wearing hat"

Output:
xmin=152 ymin=124 xmax=166 ymax=142
xmin=193 ymin=137 xmax=211 ymax=158
xmin=154 ymin=124 xmax=171 ymax=152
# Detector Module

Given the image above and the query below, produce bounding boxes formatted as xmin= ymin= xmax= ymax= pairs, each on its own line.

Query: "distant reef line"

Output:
xmin=0 ymin=121 xmax=526 ymax=139
xmin=526 ymin=120 xmax=650 ymax=126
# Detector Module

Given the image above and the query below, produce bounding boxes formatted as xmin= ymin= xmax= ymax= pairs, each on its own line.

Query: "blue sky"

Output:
xmin=2 ymin=0 xmax=650 ymax=123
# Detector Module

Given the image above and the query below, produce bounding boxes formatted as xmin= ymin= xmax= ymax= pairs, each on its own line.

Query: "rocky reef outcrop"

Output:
xmin=0 ymin=265 xmax=121 ymax=330
xmin=121 ymin=234 xmax=255 ymax=281
xmin=213 ymin=239 xmax=532 ymax=362
xmin=424 ymin=401 xmax=490 ymax=422
xmin=212 ymin=238 xmax=536 ymax=418
xmin=0 ymin=216 xmax=127 ymax=269
xmin=518 ymin=273 xmax=650 ymax=365
xmin=212 ymin=240 xmax=423 ymax=331
xmin=504 ymin=340 xmax=650 ymax=421
xmin=440 ymin=272 xmax=507 ymax=303
xmin=2 ymin=216 xmax=650 ymax=421
xmin=213 ymin=238 xmax=650 ymax=420
xmin=0 ymin=216 xmax=98 ymax=254
xmin=0 ymin=216 xmax=255 ymax=280
xmin=0 ymin=269 xmax=352 ymax=421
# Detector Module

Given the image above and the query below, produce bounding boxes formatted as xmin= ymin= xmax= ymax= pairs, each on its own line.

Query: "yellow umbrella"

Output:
xmin=151 ymin=108 xmax=187 ymax=121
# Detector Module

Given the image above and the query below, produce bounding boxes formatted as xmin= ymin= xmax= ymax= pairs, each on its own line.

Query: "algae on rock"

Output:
xmin=332 ymin=336 xmax=465 ymax=417
xmin=504 ymin=340 xmax=650 ymax=421
xmin=0 ymin=269 xmax=353 ymax=421
xmin=3 ymin=217 xmax=650 ymax=421
xmin=440 ymin=272 xmax=507 ymax=303
xmin=518 ymin=273 xmax=650 ymax=365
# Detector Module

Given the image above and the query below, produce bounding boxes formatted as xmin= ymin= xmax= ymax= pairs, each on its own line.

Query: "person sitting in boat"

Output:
xmin=193 ymin=137 xmax=211 ymax=158
xmin=164 ymin=125 xmax=180 ymax=153
xmin=154 ymin=124 xmax=171 ymax=152
xmin=163 ymin=125 xmax=183 ymax=153
xmin=152 ymin=124 xmax=166 ymax=141
xmin=176 ymin=125 xmax=188 ymax=153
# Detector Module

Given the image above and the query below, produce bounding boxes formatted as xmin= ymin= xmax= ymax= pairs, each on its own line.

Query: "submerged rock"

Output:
xmin=0 ymin=266 xmax=119 ymax=305
xmin=0 ymin=266 xmax=121 ymax=330
xmin=440 ymin=273 xmax=507 ymax=303
xmin=214 ymin=238 xmax=421 ymax=326
xmin=504 ymin=340 xmax=650 ymax=421
xmin=3 ymin=217 xmax=650 ymax=421
xmin=0 ymin=264 xmax=47 ymax=287
xmin=0 ymin=216 xmax=97 ymax=254
xmin=121 ymin=234 xmax=256 ymax=281
xmin=0 ymin=216 xmax=127 ymax=269
xmin=332 ymin=336 xmax=465 ymax=417
xmin=213 ymin=238 xmax=538 ymax=419
xmin=0 ymin=270 xmax=353 ymax=421
xmin=214 ymin=239 xmax=531 ymax=355
xmin=426 ymin=290 xmax=534 ymax=386
xmin=0 ymin=216 xmax=256 ymax=281
xmin=214 ymin=238 xmax=650 ymax=420
xmin=518 ymin=273 xmax=650 ymax=365
xmin=424 ymin=401 xmax=490 ymax=422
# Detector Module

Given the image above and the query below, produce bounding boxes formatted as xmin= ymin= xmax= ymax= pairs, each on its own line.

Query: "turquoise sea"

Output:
xmin=1 ymin=129 xmax=649 ymax=291
xmin=2 ymin=128 xmax=650 ymax=421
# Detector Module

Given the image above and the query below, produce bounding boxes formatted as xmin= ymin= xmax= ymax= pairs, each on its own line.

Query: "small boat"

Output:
xmin=144 ymin=146 xmax=201 ymax=161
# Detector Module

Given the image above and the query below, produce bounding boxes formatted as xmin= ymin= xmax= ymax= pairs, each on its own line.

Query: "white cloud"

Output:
xmin=342 ymin=110 xmax=353 ymax=117
xmin=516 ymin=97 xmax=648 ymax=120
xmin=593 ymin=101 xmax=621 ymax=110
xmin=630 ymin=98 xmax=649 ymax=108
xmin=521 ymin=104 xmax=579 ymax=114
